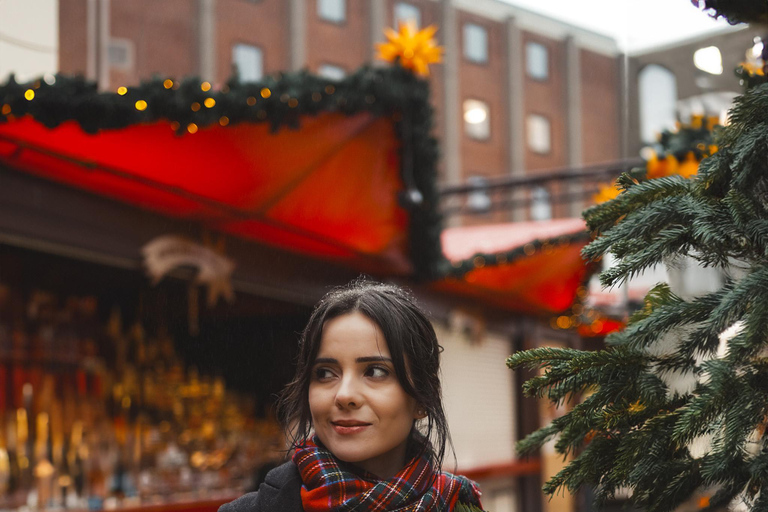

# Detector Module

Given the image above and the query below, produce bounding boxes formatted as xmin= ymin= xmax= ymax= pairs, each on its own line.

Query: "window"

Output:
xmin=526 ymin=42 xmax=548 ymax=80
xmin=318 ymin=63 xmax=346 ymax=81
xmin=526 ymin=114 xmax=551 ymax=154
xmin=318 ymin=0 xmax=346 ymax=23
xmin=638 ymin=64 xmax=677 ymax=144
xmin=232 ymin=44 xmax=263 ymax=82
xmin=108 ymin=39 xmax=133 ymax=70
xmin=394 ymin=2 xmax=421 ymax=28
xmin=466 ymin=176 xmax=491 ymax=213
xmin=463 ymin=23 xmax=488 ymax=64
xmin=530 ymin=187 xmax=552 ymax=221
xmin=463 ymin=99 xmax=490 ymax=140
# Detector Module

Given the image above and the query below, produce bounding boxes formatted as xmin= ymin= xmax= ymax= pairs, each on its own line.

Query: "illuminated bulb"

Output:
xmin=191 ymin=102 xmax=201 ymax=112
xmin=201 ymin=82 xmax=211 ymax=92
xmin=187 ymin=123 xmax=198 ymax=134
xmin=464 ymin=107 xmax=487 ymax=124
xmin=43 ymin=74 xmax=55 ymax=85
xmin=219 ymin=116 xmax=229 ymax=126
xmin=163 ymin=79 xmax=174 ymax=89
xmin=288 ymin=98 xmax=298 ymax=108
xmin=260 ymin=88 xmax=271 ymax=99
xmin=117 ymin=86 xmax=127 ymax=95
xmin=24 ymin=89 xmax=35 ymax=100
xmin=751 ymin=40 xmax=764 ymax=60
xmin=693 ymin=46 xmax=723 ymax=75
xmin=246 ymin=96 xmax=257 ymax=106
xmin=1 ymin=104 xmax=10 ymax=115
xmin=135 ymin=100 xmax=147 ymax=111
xmin=204 ymin=98 xmax=216 ymax=108
xmin=325 ymin=85 xmax=335 ymax=94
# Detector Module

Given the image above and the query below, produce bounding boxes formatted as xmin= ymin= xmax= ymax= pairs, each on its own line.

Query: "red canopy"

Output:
xmin=0 ymin=113 xmax=410 ymax=273
xmin=435 ymin=219 xmax=593 ymax=315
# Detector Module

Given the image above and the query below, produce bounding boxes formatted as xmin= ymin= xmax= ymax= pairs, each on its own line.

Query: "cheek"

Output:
xmin=308 ymin=386 xmax=326 ymax=418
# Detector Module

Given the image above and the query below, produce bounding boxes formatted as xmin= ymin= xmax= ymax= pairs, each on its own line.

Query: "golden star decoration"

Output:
xmin=376 ymin=22 xmax=443 ymax=77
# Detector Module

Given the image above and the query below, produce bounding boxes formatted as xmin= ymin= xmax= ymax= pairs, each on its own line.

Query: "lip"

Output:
xmin=331 ymin=420 xmax=371 ymax=435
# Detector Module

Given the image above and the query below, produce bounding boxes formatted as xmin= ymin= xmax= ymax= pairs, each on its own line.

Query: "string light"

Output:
xmin=163 ymin=79 xmax=174 ymax=89
xmin=280 ymin=93 xmax=290 ymax=103
xmin=288 ymin=98 xmax=298 ymax=108
xmin=24 ymin=89 xmax=35 ymax=100
xmin=170 ymin=121 xmax=180 ymax=131
xmin=312 ymin=92 xmax=322 ymax=102
xmin=1 ymin=104 xmax=10 ymax=115
xmin=117 ymin=86 xmax=127 ymax=95
xmin=191 ymin=102 xmax=201 ymax=112
xmin=260 ymin=88 xmax=271 ymax=99
xmin=246 ymin=96 xmax=256 ymax=106
xmin=135 ymin=100 xmax=147 ymax=111
xmin=204 ymin=98 xmax=216 ymax=108
xmin=187 ymin=123 xmax=198 ymax=134
xmin=219 ymin=116 xmax=229 ymax=126
xmin=523 ymin=243 xmax=536 ymax=256
xmin=325 ymin=85 xmax=335 ymax=94
xmin=201 ymin=82 xmax=211 ymax=92
xmin=473 ymin=256 xmax=485 ymax=268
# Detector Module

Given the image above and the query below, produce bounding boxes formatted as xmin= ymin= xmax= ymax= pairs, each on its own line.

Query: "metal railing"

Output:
xmin=438 ymin=158 xmax=643 ymax=220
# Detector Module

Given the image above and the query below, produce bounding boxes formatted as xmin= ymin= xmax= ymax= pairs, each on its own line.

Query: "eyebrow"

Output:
xmin=313 ymin=356 xmax=393 ymax=365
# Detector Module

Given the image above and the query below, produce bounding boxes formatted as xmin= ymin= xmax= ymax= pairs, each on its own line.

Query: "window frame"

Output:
xmin=526 ymin=113 xmax=552 ymax=155
xmin=231 ymin=42 xmax=264 ymax=83
xmin=317 ymin=0 xmax=347 ymax=24
xmin=463 ymin=98 xmax=492 ymax=142
xmin=317 ymin=63 xmax=346 ymax=81
xmin=525 ymin=41 xmax=549 ymax=82
xmin=393 ymin=2 xmax=421 ymax=29
xmin=463 ymin=22 xmax=489 ymax=65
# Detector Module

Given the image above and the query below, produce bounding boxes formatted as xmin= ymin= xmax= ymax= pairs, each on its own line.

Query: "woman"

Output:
xmin=219 ymin=279 xmax=484 ymax=512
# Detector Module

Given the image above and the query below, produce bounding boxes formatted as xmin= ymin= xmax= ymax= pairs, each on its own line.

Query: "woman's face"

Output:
xmin=308 ymin=311 xmax=422 ymax=479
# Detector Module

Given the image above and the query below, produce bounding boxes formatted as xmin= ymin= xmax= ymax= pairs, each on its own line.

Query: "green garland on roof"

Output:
xmin=0 ymin=66 xmax=448 ymax=280
xmin=445 ymin=232 xmax=592 ymax=279
xmin=693 ymin=0 xmax=768 ymax=24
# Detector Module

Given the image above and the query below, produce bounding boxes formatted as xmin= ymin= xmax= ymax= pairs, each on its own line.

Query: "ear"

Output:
xmin=414 ymin=406 xmax=428 ymax=420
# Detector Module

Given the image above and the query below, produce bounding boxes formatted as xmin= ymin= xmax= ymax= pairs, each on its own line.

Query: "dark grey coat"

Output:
xmin=218 ymin=462 xmax=304 ymax=512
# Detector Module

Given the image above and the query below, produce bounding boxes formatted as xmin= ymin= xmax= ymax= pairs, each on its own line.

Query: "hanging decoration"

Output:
xmin=141 ymin=235 xmax=235 ymax=307
xmin=376 ymin=22 xmax=443 ymax=77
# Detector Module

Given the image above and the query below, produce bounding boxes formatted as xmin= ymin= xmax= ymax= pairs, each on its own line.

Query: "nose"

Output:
xmin=334 ymin=374 xmax=362 ymax=409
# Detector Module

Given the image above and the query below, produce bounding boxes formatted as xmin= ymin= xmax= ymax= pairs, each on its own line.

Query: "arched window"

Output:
xmin=638 ymin=64 xmax=678 ymax=144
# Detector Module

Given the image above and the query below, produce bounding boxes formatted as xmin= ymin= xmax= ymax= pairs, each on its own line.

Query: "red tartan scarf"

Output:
xmin=293 ymin=437 xmax=482 ymax=512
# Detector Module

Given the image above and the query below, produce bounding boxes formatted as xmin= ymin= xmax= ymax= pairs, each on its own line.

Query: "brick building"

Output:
xmin=59 ymin=0 xmax=624 ymax=225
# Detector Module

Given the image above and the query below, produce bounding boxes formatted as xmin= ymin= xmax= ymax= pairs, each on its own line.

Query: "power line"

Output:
xmin=0 ymin=32 xmax=55 ymax=53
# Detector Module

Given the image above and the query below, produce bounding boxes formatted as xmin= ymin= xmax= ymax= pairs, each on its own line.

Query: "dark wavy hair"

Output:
xmin=277 ymin=278 xmax=451 ymax=470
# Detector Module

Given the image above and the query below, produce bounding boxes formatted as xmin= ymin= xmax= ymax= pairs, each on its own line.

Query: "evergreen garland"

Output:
xmin=0 ymin=67 xmax=447 ymax=280
xmin=507 ymin=57 xmax=768 ymax=512
xmin=693 ymin=0 xmax=768 ymax=24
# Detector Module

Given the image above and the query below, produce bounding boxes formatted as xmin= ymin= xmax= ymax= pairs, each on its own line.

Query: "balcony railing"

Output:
xmin=438 ymin=158 xmax=643 ymax=222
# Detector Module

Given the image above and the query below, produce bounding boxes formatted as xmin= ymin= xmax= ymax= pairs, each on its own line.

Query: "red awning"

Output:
xmin=434 ymin=219 xmax=593 ymax=315
xmin=0 ymin=113 xmax=410 ymax=273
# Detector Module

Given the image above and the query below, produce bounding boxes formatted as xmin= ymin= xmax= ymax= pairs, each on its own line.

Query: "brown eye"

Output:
xmin=365 ymin=365 xmax=390 ymax=378
xmin=314 ymin=368 xmax=335 ymax=380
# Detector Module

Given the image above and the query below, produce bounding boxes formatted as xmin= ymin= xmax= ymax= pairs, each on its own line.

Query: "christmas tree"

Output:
xmin=507 ymin=3 xmax=768 ymax=511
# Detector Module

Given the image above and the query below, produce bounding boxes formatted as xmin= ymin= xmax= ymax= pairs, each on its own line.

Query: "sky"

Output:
xmin=500 ymin=0 xmax=737 ymax=53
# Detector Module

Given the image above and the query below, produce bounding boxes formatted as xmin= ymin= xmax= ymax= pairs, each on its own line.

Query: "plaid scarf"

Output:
xmin=293 ymin=437 xmax=482 ymax=512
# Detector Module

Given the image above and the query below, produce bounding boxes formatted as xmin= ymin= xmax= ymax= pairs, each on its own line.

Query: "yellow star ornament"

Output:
xmin=376 ymin=23 xmax=443 ymax=77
